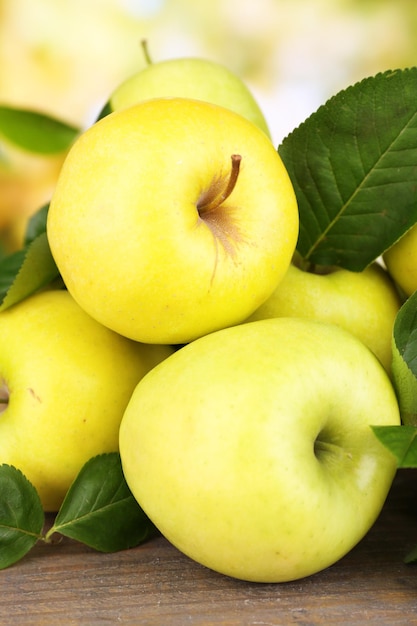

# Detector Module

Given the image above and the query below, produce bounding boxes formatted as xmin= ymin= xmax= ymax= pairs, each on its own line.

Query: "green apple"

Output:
xmin=245 ymin=258 xmax=402 ymax=372
xmin=0 ymin=289 xmax=173 ymax=511
xmin=119 ymin=317 xmax=400 ymax=583
xmin=383 ymin=223 xmax=417 ymax=297
xmin=47 ymin=97 xmax=299 ymax=345
xmin=99 ymin=54 xmax=271 ymax=138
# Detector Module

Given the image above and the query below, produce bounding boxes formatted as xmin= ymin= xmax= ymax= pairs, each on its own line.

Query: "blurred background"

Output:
xmin=1 ymin=0 xmax=417 ymax=251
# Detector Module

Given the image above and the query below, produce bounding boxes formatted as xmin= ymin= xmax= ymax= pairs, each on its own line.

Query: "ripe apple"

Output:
xmin=0 ymin=289 xmax=173 ymax=511
xmin=383 ymin=223 xmax=417 ymax=297
xmin=99 ymin=55 xmax=271 ymax=138
xmin=119 ymin=317 xmax=400 ymax=583
xmin=245 ymin=258 xmax=402 ymax=372
xmin=47 ymin=97 xmax=299 ymax=345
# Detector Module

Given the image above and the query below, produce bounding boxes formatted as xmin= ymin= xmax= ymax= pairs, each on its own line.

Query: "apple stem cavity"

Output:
xmin=314 ymin=437 xmax=353 ymax=463
xmin=140 ymin=39 xmax=153 ymax=66
xmin=197 ymin=154 xmax=242 ymax=216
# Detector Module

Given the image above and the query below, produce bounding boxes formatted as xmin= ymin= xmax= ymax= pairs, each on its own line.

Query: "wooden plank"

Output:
xmin=1 ymin=469 xmax=417 ymax=625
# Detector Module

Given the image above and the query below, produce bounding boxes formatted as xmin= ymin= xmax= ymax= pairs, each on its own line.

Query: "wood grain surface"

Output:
xmin=2 ymin=469 xmax=417 ymax=625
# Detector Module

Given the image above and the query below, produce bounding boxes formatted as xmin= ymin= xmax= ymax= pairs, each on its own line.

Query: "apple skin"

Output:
xmin=119 ymin=317 xmax=400 ymax=583
xmin=383 ymin=223 xmax=417 ymax=297
xmin=47 ymin=97 xmax=299 ymax=345
xmin=0 ymin=289 xmax=174 ymax=511
xmin=100 ymin=57 xmax=271 ymax=138
xmin=245 ymin=261 xmax=402 ymax=372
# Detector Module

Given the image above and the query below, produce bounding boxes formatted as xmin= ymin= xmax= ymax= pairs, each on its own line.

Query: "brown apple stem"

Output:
xmin=0 ymin=395 xmax=8 ymax=413
xmin=199 ymin=154 xmax=242 ymax=214
xmin=140 ymin=39 xmax=153 ymax=65
xmin=222 ymin=154 xmax=242 ymax=203
xmin=0 ymin=380 xmax=9 ymax=413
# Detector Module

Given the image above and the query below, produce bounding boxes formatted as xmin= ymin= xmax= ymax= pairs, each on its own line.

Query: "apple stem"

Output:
xmin=199 ymin=154 xmax=242 ymax=215
xmin=140 ymin=39 xmax=153 ymax=65
xmin=222 ymin=154 xmax=242 ymax=204
xmin=43 ymin=527 xmax=58 ymax=544
xmin=0 ymin=380 xmax=9 ymax=413
xmin=0 ymin=398 xmax=8 ymax=416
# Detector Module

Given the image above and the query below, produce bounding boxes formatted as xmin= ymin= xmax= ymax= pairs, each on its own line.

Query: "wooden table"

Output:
xmin=2 ymin=469 xmax=417 ymax=625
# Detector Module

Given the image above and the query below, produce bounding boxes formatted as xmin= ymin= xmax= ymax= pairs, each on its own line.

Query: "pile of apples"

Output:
xmin=0 ymin=51 xmax=413 ymax=583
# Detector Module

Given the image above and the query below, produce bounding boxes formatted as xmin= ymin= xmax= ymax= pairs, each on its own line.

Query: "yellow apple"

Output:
xmin=383 ymin=223 xmax=417 ymax=297
xmin=0 ymin=289 xmax=173 ymax=511
xmin=119 ymin=317 xmax=400 ymax=583
xmin=245 ymin=259 xmax=402 ymax=372
xmin=47 ymin=98 xmax=299 ymax=345
xmin=102 ymin=55 xmax=271 ymax=138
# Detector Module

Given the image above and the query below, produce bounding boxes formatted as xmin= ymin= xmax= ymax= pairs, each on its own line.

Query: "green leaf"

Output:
xmin=0 ymin=105 xmax=80 ymax=154
xmin=372 ymin=425 xmax=417 ymax=467
xmin=0 ymin=465 xmax=44 ymax=569
xmin=0 ymin=205 xmax=60 ymax=309
xmin=0 ymin=232 xmax=60 ymax=311
xmin=0 ymin=248 xmax=27 ymax=304
xmin=24 ymin=204 xmax=49 ymax=246
xmin=96 ymin=100 xmax=112 ymax=122
xmin=49 ymin=453 xmax=157 ymax=552
xmin=278 ymin=68 xmax=417 ymax=271
xmin=391 ymin=290 xmax=417 ymax=426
